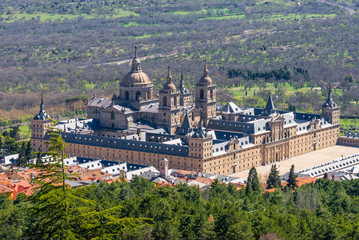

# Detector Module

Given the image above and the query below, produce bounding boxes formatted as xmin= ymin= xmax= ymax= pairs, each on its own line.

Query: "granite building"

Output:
xmin=31 ymin=47 xmax=340 ymax=175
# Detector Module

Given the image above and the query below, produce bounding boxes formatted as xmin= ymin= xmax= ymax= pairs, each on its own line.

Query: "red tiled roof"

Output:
xmin=0 ymin=184 xmax=13 ymax=194
xmin=193 ymin=177 xmax=214 ymax=186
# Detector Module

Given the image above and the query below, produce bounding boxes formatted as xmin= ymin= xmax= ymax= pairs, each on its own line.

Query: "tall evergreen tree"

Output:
xmin=25 ymin=141 xmax=33 ymax=163
xmin=247 ymin=166 xmax=262 ymax=193
xmin=16 ymin=141 xmax=27 ymax=166
xmin=266 ymin=164 xmax=281 ymax=189
xmin=287 ymin=164 xmax=298 ymax=189
xmin=28 ymin=126 xmax=151 ymax=239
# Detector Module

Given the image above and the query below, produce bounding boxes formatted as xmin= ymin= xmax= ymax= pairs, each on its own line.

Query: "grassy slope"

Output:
xmin=0 ymin=0 xmax=358 ymax=122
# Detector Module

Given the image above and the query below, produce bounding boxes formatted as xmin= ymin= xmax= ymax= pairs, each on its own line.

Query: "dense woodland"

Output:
xmin=2 ymin=175 xmax=359 ymax=239
xmin=1 ymin=0 xmax=359 ymax=123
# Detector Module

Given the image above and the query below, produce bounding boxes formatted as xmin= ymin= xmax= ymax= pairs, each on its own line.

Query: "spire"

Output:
xmin=34 ymin=93 xmax=50 ymax=120
xmin=40 ymin=93 xmax=44 ymax=111
xmin=265 ymin=94 xmax=276 ymax=115
xmin=167 ymin=65 xmax=172 ymax=84
xmin=180 ymin=70 xmax=184 ymax=88
xmin=203 ymin=60 xmax=209 ymax=77
xmin=197 ymin=60 xmax=212 ymax=85
xmin=180 ymin=110 xmax=192 ymax=134
xmin=322 ymin=83 xmax=338 ymax=108
xmin=179 ymin=70 xmax=188 ymax=94
xmin=131 ymin=44 xmax=141 ymax=72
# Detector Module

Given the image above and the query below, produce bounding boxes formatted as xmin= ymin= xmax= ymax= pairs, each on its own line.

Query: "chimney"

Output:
xmin=160 ymin=158 xmax=169 ymax=179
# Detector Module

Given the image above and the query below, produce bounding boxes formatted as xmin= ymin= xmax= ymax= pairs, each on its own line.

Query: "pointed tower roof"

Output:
xmin=161 ymin=66 xmax=177 ymax=93
xmin=120 ymin=45 xmax=152 ymax=87
xmin=182 ymin=111 xmax=192 ymax=129
xmin=177 ymin=110 xmax=193 ymax=135
xmin=264 ymin=94 xmax=276 ymax=115
xmin=178 ymin=70 xmax=189 ymax=94
xmin=322 ymin=83 xmax=338 ymax=108
xmin=197 ymin=60 xmax=213 ymax=86
xmin=34 ymin=93 xmax=50 ymax=120
xmin=193 ymin=114 xmax=208 ymax=138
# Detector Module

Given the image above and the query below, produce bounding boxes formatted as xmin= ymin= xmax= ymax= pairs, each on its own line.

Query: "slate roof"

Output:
xmin=34 ymin=94 xmax=50 ymax=120
xmin=222 ymin=102 xmax=242 ymax=114
xmin=322 ymin=84 xmax=338 ymax=108
xmin=48 ymin=132 xmax=190 ymax=157
xmin=87 ymin=96 xmax=113 ymax=108
xmin=264 ymin=95 xmax=276 ymax=115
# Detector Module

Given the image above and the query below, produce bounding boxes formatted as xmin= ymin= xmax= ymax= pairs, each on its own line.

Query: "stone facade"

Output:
xmin=31 ymin=48 xmax=341 ymax=175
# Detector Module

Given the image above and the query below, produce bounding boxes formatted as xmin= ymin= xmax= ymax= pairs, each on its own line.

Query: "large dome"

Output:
xmin=121 ymin=71 xmax=152 ymax=87
xmin=120 ymin=46 xmax=153 ymax=87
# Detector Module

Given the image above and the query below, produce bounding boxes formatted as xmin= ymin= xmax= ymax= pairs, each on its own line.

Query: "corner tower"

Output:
xmin=31 ymin=94 xmax=52 ymax=152
xmin=188 ymin=119 xmax=213 ymax=159
xmin=322 ymin=84 xmax=340 ymax=125
xmin=118 ymin=45 xmax=156 ymax=110
xmin=195 ymin=60 xmax=217 ymax=126
xmin=157 ymin=66 xmax=181 ymax=134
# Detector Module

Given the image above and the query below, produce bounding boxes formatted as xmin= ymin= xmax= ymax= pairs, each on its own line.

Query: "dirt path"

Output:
xmin=97 ymin=50 xmax=179 ymax=67
xmin=319 ymin=0 xmax=356 ymax=16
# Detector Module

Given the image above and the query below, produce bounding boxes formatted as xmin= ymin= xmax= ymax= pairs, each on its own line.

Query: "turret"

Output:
xmin=322 ymin=84 xmax=340 ymax=124
xmin=31 ymin=94 xmax=52 ymax=152
xmin=195 ymin=60 xmax=217 ymax=126
xmin=157 ymin=66 xmax=181 ymax=134
xmin=188 ymin=118 xmax=213 ymax=159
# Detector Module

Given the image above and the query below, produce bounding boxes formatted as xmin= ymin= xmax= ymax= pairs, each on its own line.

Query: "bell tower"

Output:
xmin=322 ymin=84 xmax=340 ymax=125
xmin=157 ymin=66 xmax=181 ymax=134
xmin=195 ymin=60 xmax=216 ymax=126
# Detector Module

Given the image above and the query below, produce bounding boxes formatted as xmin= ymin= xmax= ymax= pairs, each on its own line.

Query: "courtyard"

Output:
xmin=230 ymin=145 xmax=359 ymax=180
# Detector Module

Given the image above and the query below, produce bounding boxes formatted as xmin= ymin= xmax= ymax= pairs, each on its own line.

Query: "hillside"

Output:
xmin=1 ymin=0 xmax=359 ymax=124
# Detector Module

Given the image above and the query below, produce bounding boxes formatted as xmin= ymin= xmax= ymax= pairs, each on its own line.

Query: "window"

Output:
xmin=163 ymin=96 xmax=167 ymax=106
xmin=125 ymin=91 xmax=129 ymax=100
xmin=200 ymin=89 xmax=204 ymax=99
xmin=111 ymin=111 xmax=115 ymax=120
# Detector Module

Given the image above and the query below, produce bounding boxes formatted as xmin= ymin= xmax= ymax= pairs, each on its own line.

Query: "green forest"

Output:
xmin=1 ymin=0 xmax=359 ymax=124
xmin=2 ymin=132 xmax=359 ymax=240
xmin=2 ymin=175 xmax=359 ymax=239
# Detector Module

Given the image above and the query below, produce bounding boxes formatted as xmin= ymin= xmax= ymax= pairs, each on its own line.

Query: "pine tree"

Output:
xmin=266 ymin=164 xmax=281 ymax=189
xmin=28 ymin=125 xmax=152 ymax=239
xmin=323 ymin=172 xmax=328 ymax=179
xmin=25 ymin=141 xmax=33 ymax=163
xmin=287 ymin=164 xmax=298 ymax=189
xmin=16 ymin=141 xmax=27 ymax=166
xmin=245 ymin=182 xmax=253 ymax=196
xmin=247 ymin=166 xmax=262 ymax=193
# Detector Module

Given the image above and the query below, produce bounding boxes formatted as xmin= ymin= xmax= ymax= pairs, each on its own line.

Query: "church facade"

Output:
xmin=31 ymin=47 xmax=340 ymax=175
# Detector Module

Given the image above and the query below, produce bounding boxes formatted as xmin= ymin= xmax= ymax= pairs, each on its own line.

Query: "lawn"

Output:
xmin=1 ymin=9 xmax=138 ymax=22
xmin=18 ymin=125 xmax=31 ymax=140
xmin=227 ymin=82 xmax=324 ymax=98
